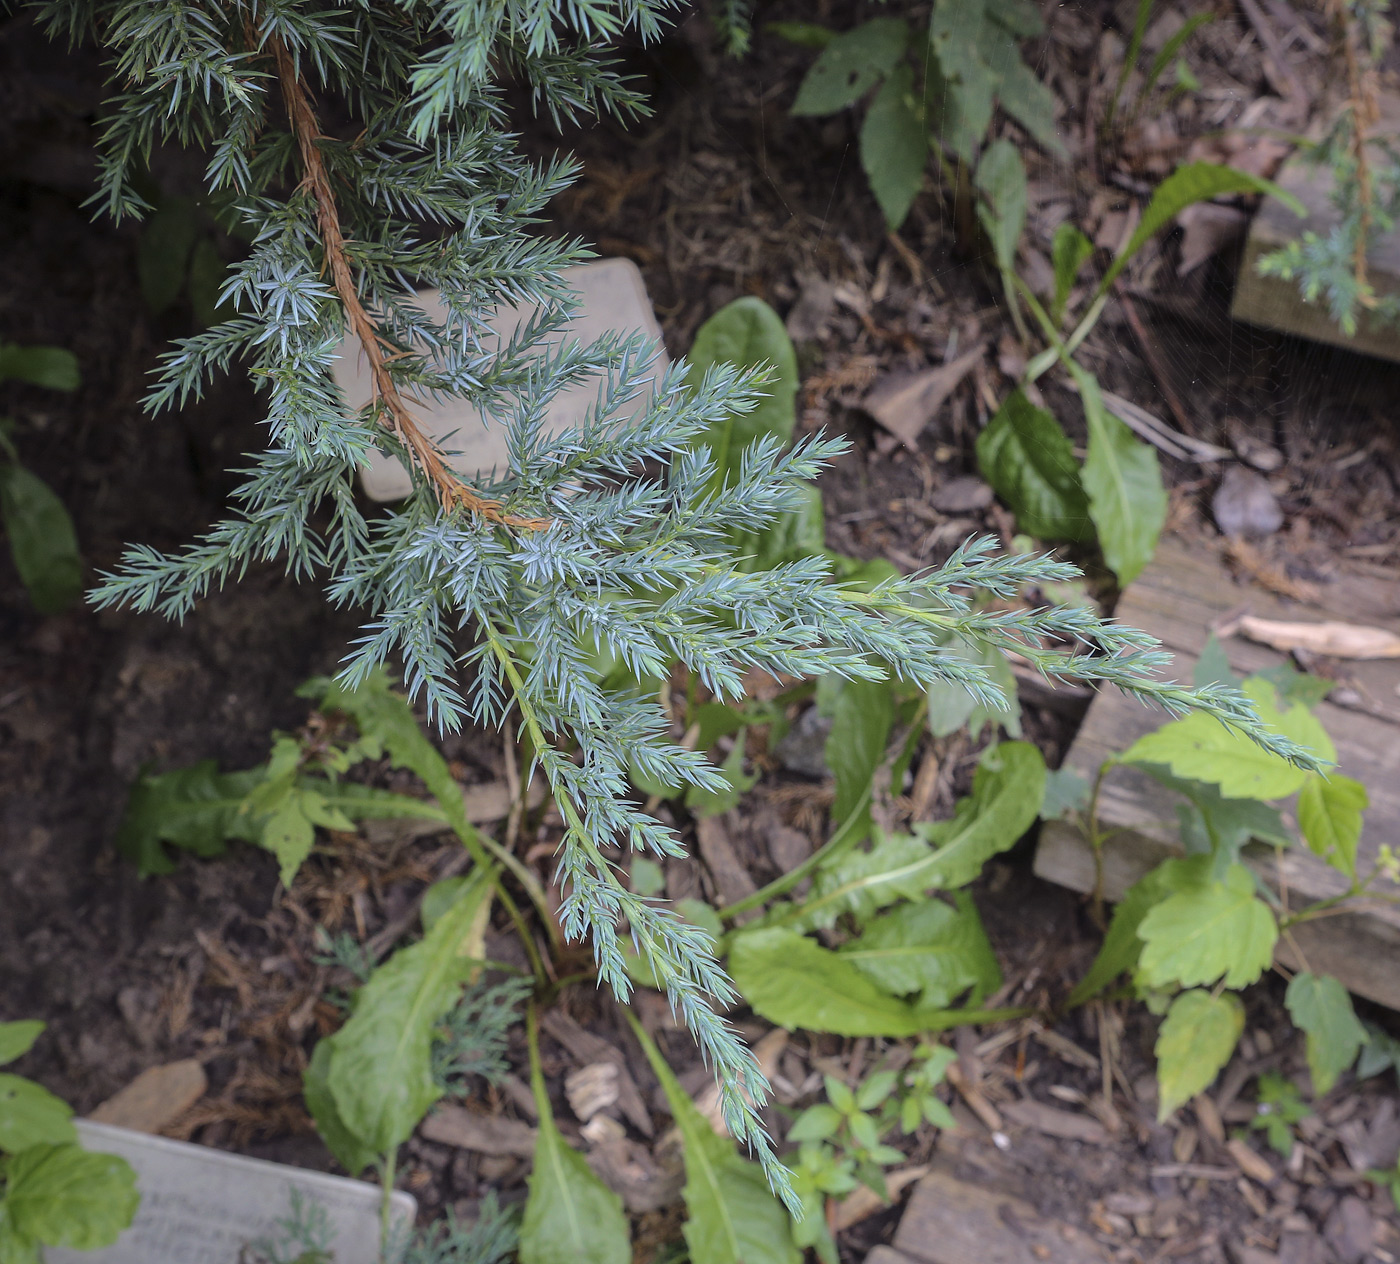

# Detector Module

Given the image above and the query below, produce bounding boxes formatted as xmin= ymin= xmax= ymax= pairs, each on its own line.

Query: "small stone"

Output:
xmin=89 ymin=1059 xmax=207 ymax=1134
xmin=1213 ymin=465 xmax=1284 ymax=538
xmin=773 ymin=706 xmax=832 ymax=778
xmin=930 ymin=476 xmax=994 ymax=515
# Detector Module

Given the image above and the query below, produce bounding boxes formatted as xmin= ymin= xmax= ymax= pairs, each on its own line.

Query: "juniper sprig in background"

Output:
xmin=45 ymin=0 xmax=1313 ymax=1202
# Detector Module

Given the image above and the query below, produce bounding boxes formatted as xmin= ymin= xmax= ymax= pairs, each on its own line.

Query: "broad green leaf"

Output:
xmin=731 ymin=927 xmax=930 ymax=1036
xmin=0 ymin=1025 xmax=43 ymax=1069
xmin=0 ymin=345 xmax=80 ymax=392
xmin=1193 ymin=633 xmax=1241 ymax=691
xmin=326 ymin=865 xmax=496 ymax=1152
xmin=791 ymin=18 xmax=910 ymax=116
xmin=840 ymin=892 xmax=1000 ymax=1007
xmin=307 ymin=671 xmax=488 ymax=852
xmin=1285 ymin=972 xmax=1368 ymax=1095
xmin=1066 ymin=861 xmax=1182 ymax=1006
xmin=1050 ymin=224 xmax=1094 ymax=326
xmin=1040 ymin=767 xmax=1088 ymax=821
xmin=115 ymin=761 xmax=263 ymax=876
xmin=766 ymin=21 xmax=834 ymax=49
xmin=138 ymin=195 xmax=201 ymax=314
xmin=860 ymin=64 xmax=927 ymax=230
xmin=976 ymin=390 xmax=1091 ymax=543
xmin=1137 ymin=861 xmax=1277 ymax=989
xmin=1358 ymin=1023 xmax=1400 ymax=1080
xmin=991 ymin=55 xmax=1064 ymax=157
xmin=260 ymin=793 xmax=317 ymax=887
xmin=686 ymin=298 xmax=799 ymax=486
xmin=796 ymin=829 xmax=933 ymax=931
xmin=0 ymin=464 xmax=82 ymax=615
xmin=520 ymin=1037 xmax=629 ymax=1264
xmin=1099 ymin=163 xmax=1303 ymax=295
xmin=2 ymin=1143 xmax=137 ymax=1250
xmin=0 ymin=1216 xmax=40 ymax=1264
xmin=793 ymin=741 xmax=1043 ymax=929
xmin=974 ymin=139 xmax=1027 ymax=273
xmin=822 ymin=675 xmax=894 ymax=830
xmin=1297 ymin=773 xmax=1367 ymax=881
xmin=187 ymin=235 xmax=231 ymax=329
xmin=686 ymin=728 xmax=759 ymax=817
xmin=926 ymin=0 xmax=996 ymax=161
xmin=0 ymin=1076 xmax=77 ymax=1151
xmin=302 ymin=1039 xmax=377 ymax=1177
xmin=1073 ymin=363 xmax=1166 ymax=584
xmin=1155 ymin=990 xmax=1244 ymax=1120
xmin=630 ymin=856 xmax=666 ymax=898
xmin=630 ymin=1017 xmax=799 ymax=1264
xmin=925 ymin=634 xmax=1020 ymax=740
xmin=1140 ymin=764 xmax=1289 ymax=874
xmin=1121 ymin=678 xmax=1331 ymax=800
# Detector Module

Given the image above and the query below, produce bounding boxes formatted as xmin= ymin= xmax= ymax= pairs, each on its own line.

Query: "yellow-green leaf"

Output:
xmin=1156 ymin=990 xmax=1243 ymax=1120
xmin=1137 ymin=862 xmax=1276 ymax=990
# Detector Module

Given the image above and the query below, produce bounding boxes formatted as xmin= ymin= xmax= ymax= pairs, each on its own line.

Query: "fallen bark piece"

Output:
xmin=566 ymin=1062 xmax=620 ymax=1122
xmin=419 ymin=1104 xmax=536 ymax=1157
xmin=89 ymin=1059 xmax=207 ymax=1135
xmin=862 ymin=345 xmax=985 ymax=447
xmin=541 ymin=1009 xmax=653 ymax=1137
xmin=1234 ymin=615 xmax=1400 ymax=660
xmin=892 ymin=1166 xmax=1114 ymax=1264
xmin=581 ymin=1115 xmax=684 ymax=1213
xmin=1226 ymin=1137 xmax=1277 ymax=1185
xmin=1000 ymin=1098 xmax=1109 ymax=1145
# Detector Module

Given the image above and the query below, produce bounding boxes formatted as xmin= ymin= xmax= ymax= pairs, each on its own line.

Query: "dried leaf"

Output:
xmin=1235 ymin=616 xmax=1400 ymax=660
xmin=862 ymin=345 xmax=985 ymax=446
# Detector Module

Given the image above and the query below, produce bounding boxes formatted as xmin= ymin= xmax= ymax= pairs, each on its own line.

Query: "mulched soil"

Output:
xmin=3 ymin=2 xmax=1400 ymax=1262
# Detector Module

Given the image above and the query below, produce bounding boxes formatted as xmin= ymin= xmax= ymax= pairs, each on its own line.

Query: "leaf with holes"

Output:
xmin=1285 ymin=972 xmax=1368 ymax=1095
xmin=977 ymin=390 xmax=1091 ymax=542
xmin=791 ymin=18 xmax=909 ymax=116
xmin=0 ymin=1077 xmax=76 ymax=1153
xmin=1156 ymin=990 xmax=1243 ymax=1120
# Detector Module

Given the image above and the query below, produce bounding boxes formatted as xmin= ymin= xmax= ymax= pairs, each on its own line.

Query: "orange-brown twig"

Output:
xmin=270 ymin=38 xmax=546 ymax=528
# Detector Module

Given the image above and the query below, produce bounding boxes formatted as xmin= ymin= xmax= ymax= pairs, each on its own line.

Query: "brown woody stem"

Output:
xmin=271 ymin=38 xmax=546 ymax=528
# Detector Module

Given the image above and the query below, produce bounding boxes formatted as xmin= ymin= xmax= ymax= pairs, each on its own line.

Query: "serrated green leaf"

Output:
xmin=0 ymin=464 xmax=82 ymax=615
xmin=791 ymin=18 xmax=909 ymax=116
xmin=1121 ymin=678 xmax=1331 ymax=800
xmin=976 ymin=390 xmax=1092 ymax=543
xmin=0 ymin=345 xmax=80 ymax=392
xmin=1155 ymin=990 xmax=1244 ymax=1120
xmin=1297 ymin=773 xmax=1366 ymax=881
xmin=797 ymin=830 xmax=933 ymax=931
xmin=1073 ymin=363 xmax=1166 ymax=584
xmin=0 ymin=1076 xmax=76 ymax=1152
xmin=114 ymin=761 xmax=264 ymax=876
xmin=0 ymin=1215 xmax=40 ymax=1264
xmin=3 ymin=1144 xmax=137 ymax=1250
xmin=1099 ymin=163 xmax=1303 ymax=295
xmin=520 ymin=1028 xmax=630 ymax=1264
xmin=0 ymin=1025 xmax=43 ymax=1069
xmin=1255 ymin=662 xmax=1333 ymax=710
xmin=1141 ymin=764 xmax=1289 ymax=875
xmin=730 ymin=927 xmax=930 ymax=1036
xmin=1137 ymin=862 xmax=1277 ymax=989
xmin=302 ymin=1039 xmax=377 ymax=1177
xmin=839 ymin=892 xmax=1000 ymax=1007
xmin=260 ymin=793 xmax=317 ymax=887
xmin=1050 ymin=224 xmax=1094 ymax=326
xmin=822 ymin=675 xmax=894 ymax=831
xmin=629 ymin=1016 xmax=799 ymax=1264
xmin=860 ymin=64 xmax=927 ymax=230
xmin=1285 ymin=972 xmax=1368 ymax=1095
xmin=975 ymin=139 xmax=1027 ymax=273
xmin=326 ymin=865 xmax=495 ymax=1153
xmin=686 ymin=297 xmax=799 ymax=488
xmin=138 ymin=195 xmax=201 ymax=314
xmin=994 ymin=59 xmax=1064 ymax=156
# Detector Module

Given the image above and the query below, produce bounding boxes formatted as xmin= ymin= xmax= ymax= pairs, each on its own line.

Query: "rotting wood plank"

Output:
xmin=1233 ymin=115 xmax=1400 ymax=364
xmin=1033 ymin=536 xmax=1400 ymax=1011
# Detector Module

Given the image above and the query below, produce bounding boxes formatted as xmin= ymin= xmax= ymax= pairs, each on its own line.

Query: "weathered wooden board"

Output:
xmin=1233 ymin=141 xmax=1400 ymax=363
xmin=1034 ymin=536 xmax=1400 ymax=1011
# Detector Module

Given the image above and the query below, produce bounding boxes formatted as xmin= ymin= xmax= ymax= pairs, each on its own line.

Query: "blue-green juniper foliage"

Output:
xmin=46 ymin=0 xmax=1317 ymax=1207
